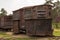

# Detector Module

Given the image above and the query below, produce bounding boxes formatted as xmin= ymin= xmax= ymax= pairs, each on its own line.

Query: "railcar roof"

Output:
xmin=13 ymin=4 xmax=52 ymax=12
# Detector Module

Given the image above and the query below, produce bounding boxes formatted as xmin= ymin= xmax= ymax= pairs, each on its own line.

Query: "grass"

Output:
xmin=2 ymin=38 xmax=35 ymax=40
xmin=14 ymin=37 xmax=36 ymax=40
xmin=53 ymin=29 xmax=60 ymax=36
xmin=0 ymin=32 xmax=12 ymax=38
xmin=52 ymin=23 xmax=60 ymax=36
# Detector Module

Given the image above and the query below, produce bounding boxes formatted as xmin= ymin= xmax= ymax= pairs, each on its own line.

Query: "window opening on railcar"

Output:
xmin=24 ymin=9 xmax=32 ymax=19
xmin=37 ymin=11 xmax=46 ymax=18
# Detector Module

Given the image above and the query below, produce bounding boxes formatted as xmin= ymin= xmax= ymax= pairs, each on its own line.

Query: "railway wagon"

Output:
xmin=13 ymin=4 xmax=53 ymax=36
xmin=24 ymin=5 xmax=53 ymax=36
xmin=0 ymin=16 xmax=13 ymax=31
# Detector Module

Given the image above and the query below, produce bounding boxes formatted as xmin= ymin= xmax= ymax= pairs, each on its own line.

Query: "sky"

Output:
xmin=0 ymin=0 xmax=58 ymax=15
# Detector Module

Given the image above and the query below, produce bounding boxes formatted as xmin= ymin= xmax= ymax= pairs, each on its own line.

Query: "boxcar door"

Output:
xmin=35 ymin=19 xmax=52 ymax=36
xmin=35 ymin=19 xmax=46 ymax=35
xmin=26 ymin=20 xmax=36 ymax=35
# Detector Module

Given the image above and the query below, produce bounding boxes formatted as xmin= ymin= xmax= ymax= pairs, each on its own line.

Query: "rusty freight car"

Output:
xmin=0 ymin=15 xmax=13 ymax=31
xmin=13 ymin=4 xmax=53 ymax=36
xmin=24 ymin=5 xmax=53 ymax=36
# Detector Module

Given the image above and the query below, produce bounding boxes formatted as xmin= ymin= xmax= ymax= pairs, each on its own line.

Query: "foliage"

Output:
xmin=52 ymin=8 xmax=58 ymax=20
xmin=53 ymin=1 xmax=60 ymax=28
xmin=52 ymin=23 xmax=60 ymax=29
xmin=45 ymin=0 xmax=55 ymax=6
xmin=45 ymin=0 xmax=60 ymax=28
xmin=0 ymin=8 xmax=7 ymax=16
xmin=45 ymin=0 xmax=60 ymax=20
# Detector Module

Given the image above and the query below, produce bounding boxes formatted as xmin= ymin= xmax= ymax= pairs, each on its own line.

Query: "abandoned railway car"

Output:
xmin=13 ymin=4 xmax=53 ymax=36
xmin=0 ymin=15 xmax=13 ymax=31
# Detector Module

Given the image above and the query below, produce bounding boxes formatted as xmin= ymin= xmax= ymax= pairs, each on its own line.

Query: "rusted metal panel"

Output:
xmin=25 ymin=19 xmax=52 ymax=36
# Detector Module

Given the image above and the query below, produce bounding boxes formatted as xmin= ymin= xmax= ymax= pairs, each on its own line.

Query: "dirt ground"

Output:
xmin=0 ymin=32 xmax=60 ymax=40
xmin=6 ymin=32 xmax=60 ymax=40
xmin=6 ymin=32 xmax=29 ymax=38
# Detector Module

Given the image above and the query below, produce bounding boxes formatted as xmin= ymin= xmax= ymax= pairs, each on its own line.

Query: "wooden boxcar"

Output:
xmin=24 ymin=5 xmax=53 ymax=36
xmin=0 ymin=16 xmax=13 ymax=31
xmin=13 ymin=4 xmax=53 ymax=36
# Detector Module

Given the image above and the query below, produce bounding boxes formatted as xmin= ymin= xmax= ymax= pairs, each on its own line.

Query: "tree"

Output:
xmin=45 ymin=0 xmax=60 ymax=28
xmin=45 ymin=0 xmax=57 ymax=20
xmin=52 ymin=8 xmax=58 ymax=20
xmin=54 ymin=0 xmax=60 ymax=16
xmin=0 ymin=8 xmax=7 ymax=16
xmin=45 ymin=0 xmax=55 ymax=6
xmin=53 ymin=0 xmax=60 ymax=28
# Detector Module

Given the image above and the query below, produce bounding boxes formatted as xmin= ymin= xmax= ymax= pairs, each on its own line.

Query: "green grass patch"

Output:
xmin=14 ymin=38 xmax=36 ymax=40
xmin=52 ymin=23 xmax=60 ymax=36
xmin=53 ymin=29 xmax=60 ymax=36
xmin=0 ymin=38 xmax=35 ymax=40
xmin=0 ymin=32 xmax=12 ymax=38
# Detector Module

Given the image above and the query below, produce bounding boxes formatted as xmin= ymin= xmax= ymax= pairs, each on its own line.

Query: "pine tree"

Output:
xmin=0 ymin=8 xmax=7 ymax=16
